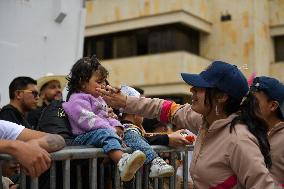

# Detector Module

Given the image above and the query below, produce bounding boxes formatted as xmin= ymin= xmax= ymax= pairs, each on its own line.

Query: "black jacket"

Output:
xmin=27 ymin=103 xmax=47 ymax=129
xmin=0 ymin=104 xmax=32 ymax=128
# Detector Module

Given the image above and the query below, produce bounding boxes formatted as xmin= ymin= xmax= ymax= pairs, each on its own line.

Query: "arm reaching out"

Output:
xmin=16 ymin=128 xmax=66 ymax=152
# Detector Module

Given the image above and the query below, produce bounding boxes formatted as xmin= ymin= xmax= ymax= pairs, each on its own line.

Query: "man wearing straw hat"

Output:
xmin=27 ymin=73 xmax=67 ymax=128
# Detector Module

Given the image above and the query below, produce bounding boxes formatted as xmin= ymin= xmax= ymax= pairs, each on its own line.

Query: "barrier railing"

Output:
xmin=0 ymin=145 xmax=193 ymax=189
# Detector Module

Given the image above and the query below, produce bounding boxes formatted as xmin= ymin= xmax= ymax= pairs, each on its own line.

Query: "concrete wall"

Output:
xmin=200 ymin=0 xmax=271 ymax=77
xmin=268 ymin=0 xmax=284 ymax=83
xmin=101 ymin=51 xmax=211 ymax=95
xmin=269 ymin=0 xmax=284 ymax=27
xmin=0 ymin=0 xmax=85 ymax=105
xmin=86 ymin=0 xmax=210 ymax=27
xmin=85 ymin=0 xmax=284 ymax=90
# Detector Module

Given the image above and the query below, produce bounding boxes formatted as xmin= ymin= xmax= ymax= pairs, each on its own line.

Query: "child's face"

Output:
xmin=83 ymin=70 xmax=106 ymax=97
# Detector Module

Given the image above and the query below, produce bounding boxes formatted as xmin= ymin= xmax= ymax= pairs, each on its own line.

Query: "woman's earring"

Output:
xmin=215 ymin=105 xmax=219 ymax=116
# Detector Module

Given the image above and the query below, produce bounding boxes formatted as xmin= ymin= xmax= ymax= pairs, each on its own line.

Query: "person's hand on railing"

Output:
xmin=9 ymin=140 xmax=51 ymax=178
xmin=16 ymin=128 xmax=66 ymax=153
xmin=168 ymin=129 xmax=193 ymax=147
xmin=97 ymin=85 xmax=127 ymax=109
xmin=30 ymin=134 xmax=66 ymax=153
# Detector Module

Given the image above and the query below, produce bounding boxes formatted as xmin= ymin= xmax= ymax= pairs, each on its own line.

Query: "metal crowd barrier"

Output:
xmin=0 ymin=145 xmax=193 ymax=189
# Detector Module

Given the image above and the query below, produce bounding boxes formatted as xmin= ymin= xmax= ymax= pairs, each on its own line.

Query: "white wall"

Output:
xmin=0 ymin=0 xmax=86 ymax=105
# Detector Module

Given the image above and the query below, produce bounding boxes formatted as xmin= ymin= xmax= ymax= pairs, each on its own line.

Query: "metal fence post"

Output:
xmin=89 ymin=158 xmax=97 ymax=189
xmin=99 ymin=162 xmax=104 ymax=189
xmin=0 ymin=161 xmax=3 ymax=189
xmin=135 ymin=167 xmax=143 ymax=189
xmin=63 ymin=160 xmax=70 ymax=189
xmin=113 ymin=164 xmax=121 ymax=189
xmin=30 ymin=178 xmax=38 ymax=189
xmin=50 ymin=162 xmax=56 ymax=189
xmin=169 ymin=152 xmax=177 ymax=189
xmin=76 ymin=163 xmax=82 ymax=189
xmin=153 ymin=178 xmax=158 ymax=189
xmin=143 ymin=165 xmax=150 ymax=189
xmin=182 ymin=151 xmax=189 ymax=189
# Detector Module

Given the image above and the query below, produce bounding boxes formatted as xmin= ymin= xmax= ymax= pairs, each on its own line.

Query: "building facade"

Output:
xmin=84 ymin=0 xmax=284 ymax=102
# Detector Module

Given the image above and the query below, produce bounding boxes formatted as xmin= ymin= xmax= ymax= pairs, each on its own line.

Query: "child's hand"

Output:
xmin=115 ymin=126 xmax=124 ymax=138
xmin=108 ymin=107 xmax=118 ymax=119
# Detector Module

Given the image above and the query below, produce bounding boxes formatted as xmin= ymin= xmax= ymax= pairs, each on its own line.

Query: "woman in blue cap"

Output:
xmin=250 ymin=76 xmax=284 ymax=186
xmin=98 ymin=61 xmax=280 ymax=188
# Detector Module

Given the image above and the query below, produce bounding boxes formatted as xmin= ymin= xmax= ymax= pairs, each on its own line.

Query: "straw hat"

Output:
xmin=37 ymin=73 xmax=67 ymax=92
xmin=36 ymin=73 xmax=67 ymax=106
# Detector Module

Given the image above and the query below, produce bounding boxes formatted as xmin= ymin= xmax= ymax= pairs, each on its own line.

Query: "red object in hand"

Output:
xmin=185 ymin=135 xmax=195 ymax=143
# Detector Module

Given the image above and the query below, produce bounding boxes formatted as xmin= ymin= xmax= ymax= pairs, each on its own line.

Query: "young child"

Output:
xmin=119 ymin=85 xmax=175 ymax=178
xmin=62 ymin=56 xmax=146 ymax=182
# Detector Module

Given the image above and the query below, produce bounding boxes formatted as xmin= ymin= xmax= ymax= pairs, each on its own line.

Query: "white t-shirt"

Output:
xmin=0 ymin=120 xmax=25 ymax=140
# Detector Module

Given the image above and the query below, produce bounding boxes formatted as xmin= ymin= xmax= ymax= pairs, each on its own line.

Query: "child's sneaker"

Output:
xmin=118 ymin=150 xmax=146 ymax=181
xmin=149 ymin=157 xmax=175 ymax=178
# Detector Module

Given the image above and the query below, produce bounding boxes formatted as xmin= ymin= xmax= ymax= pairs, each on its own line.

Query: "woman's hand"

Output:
xmin=97 ymin=86 xmax=127 ymax=109
xmin=168 ymin=129 xmax=192 ymax=147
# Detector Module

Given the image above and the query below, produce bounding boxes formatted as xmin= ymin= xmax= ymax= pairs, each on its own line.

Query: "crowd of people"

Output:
xmin=0 ymin=55 xmax=283 ymax=189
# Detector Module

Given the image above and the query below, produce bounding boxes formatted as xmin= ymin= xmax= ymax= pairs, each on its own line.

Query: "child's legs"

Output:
xmin=124 ymin=129 xmax=158 ymax=164
xmin=74 ymin=129 xmax=123 ymax=162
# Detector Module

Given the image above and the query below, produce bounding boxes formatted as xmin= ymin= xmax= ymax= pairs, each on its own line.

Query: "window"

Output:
xmin=113 ymin=34 xmax=136 ymax=58
xmin=274 ymin=35 xmax=284 ymax=62
xmin=83 ymin=23 xmax=200 ymax=60
xmin=136 ymin=29 xmax=149 ymax=55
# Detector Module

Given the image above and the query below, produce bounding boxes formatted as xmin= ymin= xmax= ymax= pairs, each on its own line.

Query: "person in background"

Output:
xmin=250 ymin=76 xmax=284 ymax=186
xmin=0 ymin=77 xmax=39 ymax=187
xmin=27 ymin=74 xmax=67 ymax=128
xmin=143 ymin=117 xmax=194 ymax=189
xmin=0 ymin=77 xmax=39 ymax=128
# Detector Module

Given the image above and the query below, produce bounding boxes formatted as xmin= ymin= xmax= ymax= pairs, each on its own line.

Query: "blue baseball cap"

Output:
xmin=251 ymin=76 xmax=284 ymax=119
xmin=181 ymin=61 xmax=249 ymax=102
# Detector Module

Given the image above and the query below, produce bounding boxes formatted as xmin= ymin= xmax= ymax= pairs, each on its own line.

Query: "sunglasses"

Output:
xmin=17 ymin=90 xmax=39 ymax=98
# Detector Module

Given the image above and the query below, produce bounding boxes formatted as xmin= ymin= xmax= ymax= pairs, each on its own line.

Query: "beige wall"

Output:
xmin=86 ymin=0 xmax=210 ymax=27
xmin=269 ymin=0 xmax=284 ymax=83
xmin=269 ymin=0 xmax=284 ymax=27
xmin=200 ymin=0 xmax=271 ymax=77
xmin=85 ymin=0 xmax=284 ymax=89
xmin=101 ymin=52 xmax=211 ymax=95
xmin=271 ymin=63 xmax=284 ymax=83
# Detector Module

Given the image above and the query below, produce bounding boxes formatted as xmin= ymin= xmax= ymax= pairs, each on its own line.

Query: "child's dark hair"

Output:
xmin=231 ymin=93 xmax=272 ymax=168
xmin=66 ymin=55 xmax=109 ymax=100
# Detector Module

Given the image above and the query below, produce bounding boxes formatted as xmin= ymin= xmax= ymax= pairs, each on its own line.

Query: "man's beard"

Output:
xmin=46 ymin=93 xmax=62 ymax=103
xmin=21 ymin=100 xmax=36 ymax=112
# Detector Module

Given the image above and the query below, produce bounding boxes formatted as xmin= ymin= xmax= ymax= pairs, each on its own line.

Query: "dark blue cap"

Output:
xmin=251 ymin=76 xmax=284 ymax=119
xmin=181 ymin=61 xmax=249 ymax=102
